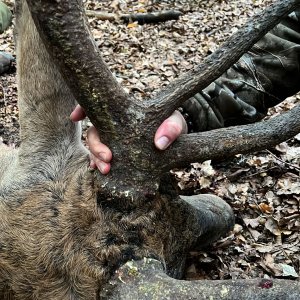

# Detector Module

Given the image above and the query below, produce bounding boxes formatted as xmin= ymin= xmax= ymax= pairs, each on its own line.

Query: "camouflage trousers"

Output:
xmin=0 ymin=1 xmax=11 ymax=34
xmin=183 ymin=8 xmax=300 ymax=132
xmin=0 ymin=2 xmax=13 ymax=74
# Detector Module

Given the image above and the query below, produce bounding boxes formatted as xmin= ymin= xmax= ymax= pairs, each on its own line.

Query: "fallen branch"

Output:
xmin=85 ymin=10 xmax=183 ymax=25
xmin=102 ymin=258 xmax=300 ymax=300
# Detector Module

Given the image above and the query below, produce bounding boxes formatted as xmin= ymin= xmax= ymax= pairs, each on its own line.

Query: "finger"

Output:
xmin=91 ymin=157 xmax=111 ymax=174
xmin=95 ymin=160 xmax=111 ymax=175
xmin=70 ymin=104 xmax=86 ymax=122
xmin=89 ymin=159 xmax=97 ymax=169
xmin=154 ymin=110 xmax=188 ymax=150
xmin=87 ymin=126 xmax=113 ymax=163
xmin=89 ymin=152 xmax=111 ymax=175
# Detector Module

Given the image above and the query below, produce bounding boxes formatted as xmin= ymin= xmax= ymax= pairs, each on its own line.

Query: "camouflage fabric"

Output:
xmin=0 ymin=1 xmax=12 ymax=34
xmin=0 ymin=51 xmax=13 ymax=74
xmin=0 ymin=2 xmax=13 ymax=75
xmin=183 ymin=8 xmax=300 ymax=132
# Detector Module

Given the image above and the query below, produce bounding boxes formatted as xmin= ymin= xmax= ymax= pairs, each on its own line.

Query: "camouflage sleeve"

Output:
xmin=182 ymin=8 xmax=300 ymax=132
xmin=0 ymin=1 xmax=12 ymax=34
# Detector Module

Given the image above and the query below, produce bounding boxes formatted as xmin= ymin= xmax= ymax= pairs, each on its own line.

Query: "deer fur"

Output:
xmin=0 ymin=1 xmax=234 ymax=299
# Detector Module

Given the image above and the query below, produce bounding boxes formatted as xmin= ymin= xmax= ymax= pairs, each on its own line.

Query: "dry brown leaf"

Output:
xmin=259 ymin=203 xmax=273 ymax=214
xmin=127 ymin=22 xmax=138 ymax=28
xmin=253 ymin=243 xmax=273 ymax=253
xmin=243 ymin=217 xmax=260 ymax=229
xmin=265 ymin=218 xmax=281 ymax=236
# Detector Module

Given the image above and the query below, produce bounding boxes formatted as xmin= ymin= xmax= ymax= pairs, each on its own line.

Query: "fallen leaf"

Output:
xmin=265 ymin=218 xmax=281 ymax=236
xmin=127 ymin=22 xmax=138 ymax=28
xmin=259 ymin=203 xmax=273 ymax=214
xmin=280 ymin=264 xmax=299 ymax=278
xmin=243 ymin=217 xmax=260 ymax=229
xmin=253 ymin=244 xmax=273 ymax=253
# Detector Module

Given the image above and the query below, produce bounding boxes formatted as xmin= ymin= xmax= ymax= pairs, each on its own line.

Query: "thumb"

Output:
xmin=70 ymin=104 xmax=86 ymax=122
xmin=154 ymin=110 xmax=187 ymax=150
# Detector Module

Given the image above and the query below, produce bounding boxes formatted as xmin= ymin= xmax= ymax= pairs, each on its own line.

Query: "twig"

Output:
xmin=85 ymin=10 xmax=183 ymax=24
xmin=266 ymin=150 xmax=300 ymax=172
xmin=243 ymin=166 xmax=279 ymax=178
xmin=0 ymin=82 xmax=6 ymax=102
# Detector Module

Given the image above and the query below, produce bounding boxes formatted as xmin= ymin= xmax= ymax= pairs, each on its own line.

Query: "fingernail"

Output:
xmin=156 ymin=136 xmax=170 ymax=150
xmin=96 ymin=161 xmax=108 ymax=174
xmin=98 ymin=152 xmax=107 ymax=162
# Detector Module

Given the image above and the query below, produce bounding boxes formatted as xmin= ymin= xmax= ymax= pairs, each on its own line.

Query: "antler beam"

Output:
xmin=102 ymin=259 xmax=300 ymax=300
xmin=25 ymin=0 xmax=131 ymax=145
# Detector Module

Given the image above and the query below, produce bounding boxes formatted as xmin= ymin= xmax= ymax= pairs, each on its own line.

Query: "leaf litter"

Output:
xmin=0 ymin=0 xmax=299 ymax=281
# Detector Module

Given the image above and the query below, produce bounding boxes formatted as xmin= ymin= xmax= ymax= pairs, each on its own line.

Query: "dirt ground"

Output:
xmin=0 ymin=0 xmax=299 ymax=281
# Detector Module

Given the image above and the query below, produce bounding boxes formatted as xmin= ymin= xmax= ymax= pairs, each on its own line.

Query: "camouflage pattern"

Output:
xmin=183 ymin=8 xmax=300 ymax=132
xmin=0 ymin=2 xmax=13 ymax=74
xmin=0 ymin=51 xmax=13 ymax=74
xmin=0 ymin=1 xmax=11 ymax=33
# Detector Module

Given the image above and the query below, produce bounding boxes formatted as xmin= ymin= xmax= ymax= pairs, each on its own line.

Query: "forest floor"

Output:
xmin=0 ymin=0 xmax=299 ymax=281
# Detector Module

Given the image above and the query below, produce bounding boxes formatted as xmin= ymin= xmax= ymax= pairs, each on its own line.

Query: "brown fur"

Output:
xmin=0 ymin=1 xmax=234 ymax=299
xmin=0 ymin=3 xmax=186 ymax=298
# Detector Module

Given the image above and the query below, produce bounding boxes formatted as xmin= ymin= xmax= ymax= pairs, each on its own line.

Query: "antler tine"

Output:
xmin=145 ymin=0 xmax=300 ymax=129
xmin=25 ymin=0 xmax=132 ymax=145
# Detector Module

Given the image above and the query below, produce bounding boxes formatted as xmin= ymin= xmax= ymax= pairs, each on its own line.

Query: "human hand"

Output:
xmin=70 ymin=105 xmax=187 ymax=174
xmin=154 ymin=110 xmax=187 ymax=150
xmin=70 ymin=105 xmax=112 ymax=174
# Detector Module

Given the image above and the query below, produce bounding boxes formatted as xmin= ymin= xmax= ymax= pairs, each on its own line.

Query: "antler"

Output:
xmin=25 ymin=0 xmax=300 ymax=193
xmin=25 ymin=0 xmax=132 ymax=145
xmin=160 ymin=104 xmax=300 ymax=170
xmin=25 ymin=0 xmax=300 ymax=149
xmin=146 ymin=0 xmax=300 ymax=128
xmin=102 ymin=259 xmax=300 ymax=300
